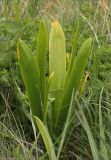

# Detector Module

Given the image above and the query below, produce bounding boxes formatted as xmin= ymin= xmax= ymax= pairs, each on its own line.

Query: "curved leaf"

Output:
xmin=34 ymin=116 xmax=57 ymax=160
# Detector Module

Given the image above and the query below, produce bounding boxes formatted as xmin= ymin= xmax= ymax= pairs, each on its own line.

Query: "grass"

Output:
xmin=0 ymin=0 xmax=111 ymax=159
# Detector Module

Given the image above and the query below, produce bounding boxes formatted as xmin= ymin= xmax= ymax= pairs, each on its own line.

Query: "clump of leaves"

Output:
xmin=17 ymin=20 xmax=92 ymax=159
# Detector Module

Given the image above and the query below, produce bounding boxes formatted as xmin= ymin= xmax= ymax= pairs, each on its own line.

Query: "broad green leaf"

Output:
xmin=65 ymin=23 xmax=79 ymax=83
xmin=37 ymin=20 xmax=48 ymax=108
xmin=34 ymin=116 xmax=57 ymax=160
xmin=43 ymin=73 xmax=54 ymax=122
xmin=49 ymin=21 xmax=66 ymax=126
xmin=17 ymin=40 xmax=42 ymax=119
xmin=49 ymin=21 xmax=66 ymax=91
xmin=58 ymin=38 xmax=92 ymax=123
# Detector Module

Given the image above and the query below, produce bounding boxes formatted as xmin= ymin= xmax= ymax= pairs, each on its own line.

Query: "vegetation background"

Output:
xmin=0 ymin=0 xmax=111 ymax=159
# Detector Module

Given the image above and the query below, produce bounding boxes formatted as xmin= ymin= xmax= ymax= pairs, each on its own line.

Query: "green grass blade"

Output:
xmin=99 ymin=87 xmax=109 ymax=160
xmin=34 ymin=116 xmax=57 ymax=160
xmin=76 ymin=101 xmax=100 ymax=160
xmin=57 ymin=90 xmax=75 ymax=159
xmin=93 ymin=52 xmax=98 ymax=78
xmin=37 ymin=20 xmax=48 ymax=109
xmin=17 ymin=40 xmax=42 ymax=118
xmin=49 ymin=21 xmax=66 ymax=91
xmin=58 ymin=38 xmax=92 ymax=123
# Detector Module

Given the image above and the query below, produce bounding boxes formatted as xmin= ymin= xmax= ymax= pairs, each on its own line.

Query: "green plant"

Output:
xmin=17 ymin=20 xmax=92 ymax=159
